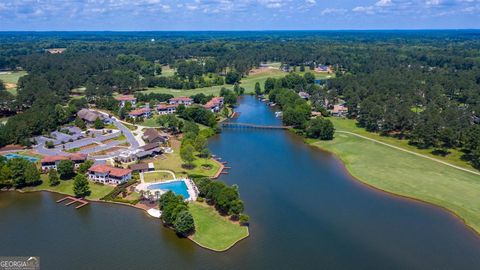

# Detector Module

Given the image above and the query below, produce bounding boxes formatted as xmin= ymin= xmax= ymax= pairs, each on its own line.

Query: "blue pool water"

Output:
xmin=3 ymin=153 xmax=39 ymax=163
xmin=147 ymin=181 xmax=190 ymax=199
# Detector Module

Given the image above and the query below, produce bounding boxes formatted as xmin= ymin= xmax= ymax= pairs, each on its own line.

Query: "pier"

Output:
xmin=56 ymin=196 xmax=89 ymax=209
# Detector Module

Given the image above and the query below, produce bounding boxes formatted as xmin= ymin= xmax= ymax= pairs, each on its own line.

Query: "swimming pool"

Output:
xmin=147 ymin=180 xmax=190 ymax=199
xmin=3 ymin=153 xmax=39 ymax=163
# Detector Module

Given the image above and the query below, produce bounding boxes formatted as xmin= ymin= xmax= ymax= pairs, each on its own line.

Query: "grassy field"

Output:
xmin=139 ymin=68 xmax=332 ymax=98
xmin=23 ymin=174 xmax=114 ymax=200
xmin=144 ymin=139 xmax=220 ymax=178
xmin=0 ymin=71 xmax=27 ymax=95
xmin=311 ymin=119 xmax=480 ymax=234
xmin=189 ymin=202 xmax=249 ymax=251
xmin=143 ymin=171 xmax=175 ymax=182
xmin=330 ymin=118 xmax=476 ymax=171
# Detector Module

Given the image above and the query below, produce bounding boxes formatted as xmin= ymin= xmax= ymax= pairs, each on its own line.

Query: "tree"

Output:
xmin=239 ymin=214 xmax=250 ymax=226
xmin=305 ymin=118 xmax=335 ymax=140
xmin=75 ymin=117 xmax=86 ymax=130
xmin=304 ymin=72 xmax=315 ymax=84
xmin=173 ymin=210 xmax=195 ymax=236
xmin=94 ymin=118 xmax=105 ymax=129
xmin=7 ymin=158 xmax=40 ymax=188
xmin=180 ymin=144 xmax=195 ymax=168
xmin=57 ymin=160 xmax=75 ymax=179
xmin=48 ymin=169 xmax=60 ymax=186
xmin=254 ymin=82 xmax=262 ymax=95
xmin=193 ymin=135 xmax=207 ymax=152
xmin=0 ymin=165 xmax=12 ymax=187
xmin=264 ymin=78 xmax=276 ymax=94
xmin=225 ymin=71 xmax=241 ymax=84
xmin=73 ymin=174 xmax=91 ymax=198
xmin=78 ymin=160 xmax=94 ymax=174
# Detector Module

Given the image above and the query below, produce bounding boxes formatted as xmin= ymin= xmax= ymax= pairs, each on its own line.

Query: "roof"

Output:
xmin=169 ymin=96 xmax=193 ymax=102
xmin=203 ymin=96 xmax=224 ymax=109
xmin=41 ymin=155 xmax=68 ymax=163
xmin=128 ymin=108 xmax=151 ymax=116
xmin=157 ymin=104 xmax=178 ymax=110
xmin=89 ymin=164 xmax=132 ymax=177
xmin=129 ymin=163 xmax=149 ymax=171
xmin=143 ymin=128 xmax=159 ymax=139
xmin=41 ymin=154 xmax=87 ymax=163
xmin=115 ymin=95 xmax=136 ymax=101
xmin=331 ymin=104 xmax=348 ymax=113
xmin=77 ymin=109 xmax=104 ymax=122
xmin=141 ymin=142 xmax=160 ymax=151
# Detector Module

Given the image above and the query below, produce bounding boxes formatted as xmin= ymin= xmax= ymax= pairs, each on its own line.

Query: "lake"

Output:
xmin=1 ymin=95 xmax=480 ymax=269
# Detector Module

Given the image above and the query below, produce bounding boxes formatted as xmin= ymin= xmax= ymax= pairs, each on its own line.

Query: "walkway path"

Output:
xmin=336 ymin=130 xmax=480 ymax=177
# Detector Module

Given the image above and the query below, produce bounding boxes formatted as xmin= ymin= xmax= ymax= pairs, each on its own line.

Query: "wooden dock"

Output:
xmin=56 ymin=196 xmax=89 ymax=209
xmin=221 ymin=122 xmax=292 ymax=130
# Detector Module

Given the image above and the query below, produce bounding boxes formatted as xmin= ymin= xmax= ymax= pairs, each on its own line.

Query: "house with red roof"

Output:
xmin=128 ymin=107 xmax=151 ymax=119
xmin=203 ymin=97 xmax=224 ymax=113
xmin=157 ymin=104 xmax=178 ymax=115
xmin=40 ymin=154 xmax=87 ymax=171
xmin=115 ymin=95 xmax=137 ymax=107
xmin=88 ymin=164 xmax=132 ymax=185
xmin=168 ymin=96 xmax=193 ymax=106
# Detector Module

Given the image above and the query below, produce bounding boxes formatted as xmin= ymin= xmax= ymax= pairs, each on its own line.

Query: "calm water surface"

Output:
xmin=1 ymin=96 xmax=480 ymax=270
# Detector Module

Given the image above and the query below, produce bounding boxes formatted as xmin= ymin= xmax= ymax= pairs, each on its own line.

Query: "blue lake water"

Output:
xmin=1 ymin=95 xmax=480 ymax=269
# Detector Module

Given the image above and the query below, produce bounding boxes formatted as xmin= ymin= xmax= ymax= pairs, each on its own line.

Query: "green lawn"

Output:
xmin=0 ymin=71 xmax=27 ymax=95
xmin=330 ymin=118 xmax=476 ymax=171
xmin=143 ymin=171 xmax=175 ymax=182
xmin=189 ymin=202 xmax=249 ymax=251
xmin=311 ymin=125 xmax=480 ymax=234
xmin=23 ymin=174 xmax=114 ymax=200
xmin=146 ymin=140 xmax=220 ymax=178
xmin=139 ymin=68 xmax=331 ymax=98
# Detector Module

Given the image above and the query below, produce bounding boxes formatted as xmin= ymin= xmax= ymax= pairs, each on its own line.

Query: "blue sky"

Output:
xmin=0 ymin=0 xmax=479 ymax=30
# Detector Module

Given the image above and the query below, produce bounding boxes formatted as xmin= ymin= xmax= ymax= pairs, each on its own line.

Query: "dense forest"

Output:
xmin=0 ymin=31 xmax=479 ymax=167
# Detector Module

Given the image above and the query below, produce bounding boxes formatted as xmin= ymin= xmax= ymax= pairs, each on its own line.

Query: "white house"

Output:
xmin=87 ymin=164 xmax=132 ymax=185
xmin=40 ymin=154 xmax=87 ymax=171
xmin=168 ymin=96 xmax=193 ymax=106
xmin=203 ymin=96 xmax=224 ymax=113
xmin=157 ymin=104 xmax=178 ymax=115
xmin=115 ymin=95 xmax=137 ymax=107
xmin=128 ymin=107 xmax=151 ymax=119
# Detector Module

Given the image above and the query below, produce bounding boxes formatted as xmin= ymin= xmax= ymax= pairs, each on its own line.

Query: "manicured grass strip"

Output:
xmin=143 ymin=171 xmax=175 ymax=182
xmin=0 ymin=71 xmax=27 ymax=95
xmin=189 ymin=202 xmax=249 ymax=251
xmin=330 ymin=118 xmax=476 ymax=171
xmin=23 ymin=175 xmax=115 ymax=200
xmin=312 ymin=132 xmax=480 ymax=234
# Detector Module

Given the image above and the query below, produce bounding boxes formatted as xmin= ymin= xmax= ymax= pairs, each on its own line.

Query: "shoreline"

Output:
xmin=9 ymin=186 xmax=248 ymax=252
xmin=306 ymin=139 xmax=480 ymax=239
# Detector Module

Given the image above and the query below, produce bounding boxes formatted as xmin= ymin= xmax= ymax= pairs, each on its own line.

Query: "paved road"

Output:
xmin=336 ymin=130 xmax=480 ymax=176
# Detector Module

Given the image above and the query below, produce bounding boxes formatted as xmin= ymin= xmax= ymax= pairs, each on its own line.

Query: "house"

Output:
xmin=40 ymin=154 xmax=87 ymax=171
xmin=115 ymin=95 xmax=137 ymax=107
xmin=298 ymin=92 xmax=310 ymax=100
xmin=203 ymin=97 xmax=224 ymax=113
xmin=77 ymin=109 xmax=107 ymax=124
xmin=128 ymin=108 xmax=151 ymax=119
xmin=88 ymin=164 xmax=132 ymax=185
xmin=157 ymin=104 xmax=178 ymax=115
xmin=45 ymin=48 xmax=66 ymax=54
xmin=129 ymin=162 xmax=155 ymax=173
xmin=330 ymin=104 xmax=349 ymax=117
xmin=142 ymin=128 xmax=169 ymax=144
xmin=115 ymin=143 xmax=162 ymax=163
xmin=168 ymin=96 xmax=193 ymax=106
